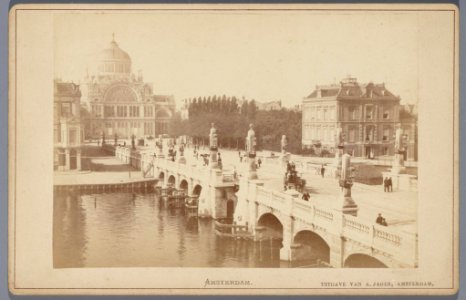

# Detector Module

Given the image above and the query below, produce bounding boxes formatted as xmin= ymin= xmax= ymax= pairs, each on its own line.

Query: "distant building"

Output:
xmin=292 ymin=104 xmax=302 ymax=112
xmin=54 ymin=80 xmax=83 ymax=171
xmin=180 ymin=99 xmax=190 ymax=120
xmin=302 ymin=77 xmax=418 ymax=160
xmin=80 ymin=35 xmax=175 ymax=139
xmin=256 ymin=100 xmax=282 ymax=111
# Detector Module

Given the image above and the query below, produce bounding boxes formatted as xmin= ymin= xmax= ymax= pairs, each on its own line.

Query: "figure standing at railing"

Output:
xmin=246 ymin=123 xmax=258 ymax=179
xmin=302 ymin=191 xmax=310 ymax=201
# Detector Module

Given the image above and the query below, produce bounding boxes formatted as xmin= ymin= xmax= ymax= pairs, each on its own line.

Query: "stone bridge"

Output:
xmin=233 ymin=175 xmax=418 ymax=268
xmin=116 ymin=146 xmax=237 ymax=219
xmin=115 ymin=146 xmax=418 ymax=268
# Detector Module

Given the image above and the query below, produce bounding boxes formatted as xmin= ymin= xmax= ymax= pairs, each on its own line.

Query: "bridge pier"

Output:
xmin=234 ymin=177 xmax=263 ymax=229
xmin=328 ymin=236 xmax=344 ymax=268
xmin=279 ymin=216 xmax=294 ymax=261
xmin=198 ymin=184 xmax=237 ymax=219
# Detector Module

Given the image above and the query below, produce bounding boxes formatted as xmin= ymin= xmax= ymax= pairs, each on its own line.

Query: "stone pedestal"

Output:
xmin=177 ymin=156 xmax=186 ymax=164
xmin=334 ymin=195 xmax=358 ymax=216
xmin=391 ymin=153 xmax=406 ymax=174
xmin=246 ymin=156 xmax=258 ymax=180
xmin=331 ymin=147 xmax=344 ymax=178
xmin=334 ymin=185 xmax=358 ymax=216
xmin=209 ymin=150 xmax=219 ymax=169
xmin=280 ymin=152 xmax=290 ymax=170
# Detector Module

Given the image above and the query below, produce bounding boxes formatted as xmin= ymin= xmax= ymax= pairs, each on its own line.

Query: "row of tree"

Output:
xmin=186 ymin=96 xmax=258 ymax=120
xmin=170 ymin=99 xmax=303 ymax=153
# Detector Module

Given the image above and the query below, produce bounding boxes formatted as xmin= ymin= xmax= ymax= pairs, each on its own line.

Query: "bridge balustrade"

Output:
xmin=253 ymin=181 xmax=417 ymax=266
xmin=342 ymin=214 xmax=417 ymax=265
xmin=116 ymin=147 xmax=235 ymax=184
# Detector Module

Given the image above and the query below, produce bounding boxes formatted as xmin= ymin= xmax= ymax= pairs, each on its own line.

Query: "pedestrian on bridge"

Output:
xmin=257 ymin=158 xmax=262 ymax=168
xmin=302 ymin=191 xmax=310 ymax=201
xmin=320 ymin=164 xmax=326 ymax=178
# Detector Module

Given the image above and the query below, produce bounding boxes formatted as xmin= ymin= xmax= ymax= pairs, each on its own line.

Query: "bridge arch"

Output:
xmin=157 ymin=171 xmax=165 ymax=186
xmin=344 ymin=253 xmax=388 ymax=268
xmin=167 ymin=175 xmax=176 ymax=187
xmin=257 ymin=213 xmax=284 ymax=239
xmin=293 ymin=230 xmax=330 ymax=264
xmin=192 ymin=184 xmax=202 ymax=196
xmin=179 ymin=179 xmax=189 ymax=192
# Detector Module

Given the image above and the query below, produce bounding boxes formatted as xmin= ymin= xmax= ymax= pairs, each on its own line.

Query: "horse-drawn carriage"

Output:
xmin=284 ymin=163 xmax=306 ymax=193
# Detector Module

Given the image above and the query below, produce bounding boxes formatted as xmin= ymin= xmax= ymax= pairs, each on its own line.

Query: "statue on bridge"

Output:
xmin=281 ymin=135 xmax=288 ymax=154
xmin=209 ymin=123 xmax=218 ymax=151
xmin=245 ymin=124 xmax=258 ymax=179
xmin=156 ymin=134 xmax=164 ymax=158
xmin=209 ymin=123 xmax=219 ymax=169
xmin=177 ymin=143 xmax=186 ymax=164
xmin=280 ymin=134 xmax=291 ymax=170
xmin=336 ymin=153 xmax=358 ymax=216
xmin=246 ymin=124 xmax=257 ymax=158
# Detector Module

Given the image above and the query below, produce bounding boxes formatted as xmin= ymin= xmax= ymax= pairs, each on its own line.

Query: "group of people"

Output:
xmin=375 ymin=213 xmax=388 ymax=226
xmin=198 ymin=152 xmax=222 ymax=168
xmin=383 ymin=177 xmax=393 ymax=192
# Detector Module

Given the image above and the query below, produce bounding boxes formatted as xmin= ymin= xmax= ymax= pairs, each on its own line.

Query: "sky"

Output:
xmin=54 ymin=10 xmax=420 ymax=107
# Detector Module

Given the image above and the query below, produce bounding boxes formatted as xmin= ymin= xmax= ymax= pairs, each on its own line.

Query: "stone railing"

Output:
xmin=342 ymin=214 xmax=417 ymax=265
xmin=253 ymin=181 xmax=417 ymax=266
xmin=115 ymin=147 xmax=235 ymax=185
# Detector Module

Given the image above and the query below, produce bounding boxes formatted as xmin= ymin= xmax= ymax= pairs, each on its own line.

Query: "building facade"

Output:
xmin=302 ymin=77 xmax=408 ymax=159
xmin=80 ymin=36 xmax=175 ymax=140
xmin=54 ymin=80 xmax=83 ymax=171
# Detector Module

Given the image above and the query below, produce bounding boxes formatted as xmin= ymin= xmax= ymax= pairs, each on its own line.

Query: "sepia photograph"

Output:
xmin=9 ymin=4 xmax=458 ymax=295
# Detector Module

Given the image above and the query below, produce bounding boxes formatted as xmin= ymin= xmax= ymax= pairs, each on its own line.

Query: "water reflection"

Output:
xmin=53 ymin=191 xmax=325 ymax=268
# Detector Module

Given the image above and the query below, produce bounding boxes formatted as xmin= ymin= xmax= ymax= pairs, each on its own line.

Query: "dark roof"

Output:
xmin=304 ymin=79 xmax=398 ymax=101
xmin=54 ymin=81 xmax=81 ymax=97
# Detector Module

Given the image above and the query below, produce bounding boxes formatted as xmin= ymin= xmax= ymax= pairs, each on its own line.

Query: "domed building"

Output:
xmin=80 ymin=35 xmax=175 ymax=140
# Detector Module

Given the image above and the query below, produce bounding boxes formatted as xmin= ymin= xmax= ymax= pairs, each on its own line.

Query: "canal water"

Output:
xmin=54 ymin=191 xmax=323 ymax=268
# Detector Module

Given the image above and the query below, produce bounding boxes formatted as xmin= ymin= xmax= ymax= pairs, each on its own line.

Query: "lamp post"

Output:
xmin=336 ymin=153 xmax=358 ymax=216
xmin=209 ymin=123 xmax=219 ymax=169
xmin=392 ymin=128 xmax=406 ymax=174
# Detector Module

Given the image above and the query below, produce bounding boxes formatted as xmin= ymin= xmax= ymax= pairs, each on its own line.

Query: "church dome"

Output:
xmin=97 ymin=35 xmax=132 ymax=75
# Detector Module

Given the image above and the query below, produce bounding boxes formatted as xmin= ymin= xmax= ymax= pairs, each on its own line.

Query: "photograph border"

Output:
xmin=6 ymin=2 xmax=460 ymax=296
